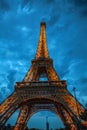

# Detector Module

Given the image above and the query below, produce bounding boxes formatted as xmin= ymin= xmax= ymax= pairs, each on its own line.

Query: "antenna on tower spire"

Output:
xmin=41 ymin=21 xmax=46 ymax=28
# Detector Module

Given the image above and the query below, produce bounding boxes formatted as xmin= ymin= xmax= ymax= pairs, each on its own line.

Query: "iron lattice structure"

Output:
xmin=0 ymin=22 xmax=87 ymax=130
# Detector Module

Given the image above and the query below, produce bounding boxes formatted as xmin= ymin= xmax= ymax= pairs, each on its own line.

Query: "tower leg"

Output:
xmin=0 ymin=93 xmax=19 ymax=127
xmin=56 ymin=104 xmax=77 ymax=130
xmin=47 ymin=66 xmax=59 ymax=81
xmin=14 ymin=105 xmax=29 ymax=130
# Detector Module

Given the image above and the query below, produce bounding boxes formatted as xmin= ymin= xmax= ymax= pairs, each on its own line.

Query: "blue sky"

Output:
xmin=0 ymin=0 xmax=87 ymax=129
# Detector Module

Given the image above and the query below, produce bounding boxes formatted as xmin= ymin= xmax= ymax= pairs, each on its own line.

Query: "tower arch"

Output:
xmin=13 ymin=98 xmax=79 ymax=130
xmin=27 ymin=110 xmax=64 ymax=130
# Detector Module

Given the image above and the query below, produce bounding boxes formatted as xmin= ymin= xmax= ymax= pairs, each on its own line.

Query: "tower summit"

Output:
xmin=36 ymin=22 xmax=49 ymax=59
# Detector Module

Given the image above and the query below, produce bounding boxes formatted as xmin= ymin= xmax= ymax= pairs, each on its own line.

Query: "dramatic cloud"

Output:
xmin=0 ymin=0 xmax=10 ymax=12
xmin=0 ymin=0 xmax=87 ymax=128
xmin=71 ymin=0 xmax=87 ymax=6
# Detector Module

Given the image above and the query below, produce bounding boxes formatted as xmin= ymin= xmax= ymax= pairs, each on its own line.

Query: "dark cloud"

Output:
xmin=72 ymin=0 xmax=87 ymax=6
xmin=21 ymin=0 xmax=30 ymax=9
xmin=22 ymin=0 xmax=29 ymax=5
xmin=80 ymin=78 xmax=87 ymax=84
xmin=67 ymin=0 xmax=87 ymax=7
xmin=47 ymin=14 xmax=60 ymax=26
xmin=68 ymin=0 xmax=87 ymax=17
xmin=78 ymin=78 xmax=87 ymax=95
xmin=46 ymin=0 xmax=55 ymax=3
xmin=7 ymin=69 xmax=16 ymax=90
xmin=79 ymin=8 xmax=87 ymax=17
xmin=0 ymin=0 xmax=10 ymax=12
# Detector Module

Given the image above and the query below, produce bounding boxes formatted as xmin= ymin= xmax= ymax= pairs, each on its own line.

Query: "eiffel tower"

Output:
xmin=0 ymin=22 xmax=87 ymax=130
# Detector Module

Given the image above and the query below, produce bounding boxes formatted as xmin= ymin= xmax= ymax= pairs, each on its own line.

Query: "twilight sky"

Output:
xmin=0 ymin=0 xmax=87 ymax=129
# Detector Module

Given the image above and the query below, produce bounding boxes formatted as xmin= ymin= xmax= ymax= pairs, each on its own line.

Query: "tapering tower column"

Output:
xmin=36 ymin=22 xmax=49 ymax=59
xmin=24 ymin=22 xmax=60 ymax=82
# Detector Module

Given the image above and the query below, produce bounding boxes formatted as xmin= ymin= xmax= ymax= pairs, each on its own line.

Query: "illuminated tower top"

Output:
xmin=36 ymin=22 xmax=49 ymax=59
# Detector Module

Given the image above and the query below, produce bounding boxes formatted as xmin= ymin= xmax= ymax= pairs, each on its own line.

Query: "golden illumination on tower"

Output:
xmin=36 ymin=22 xmax=49 ymax=59
xmin=0 ymin=22 xmax=87 ymax=130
